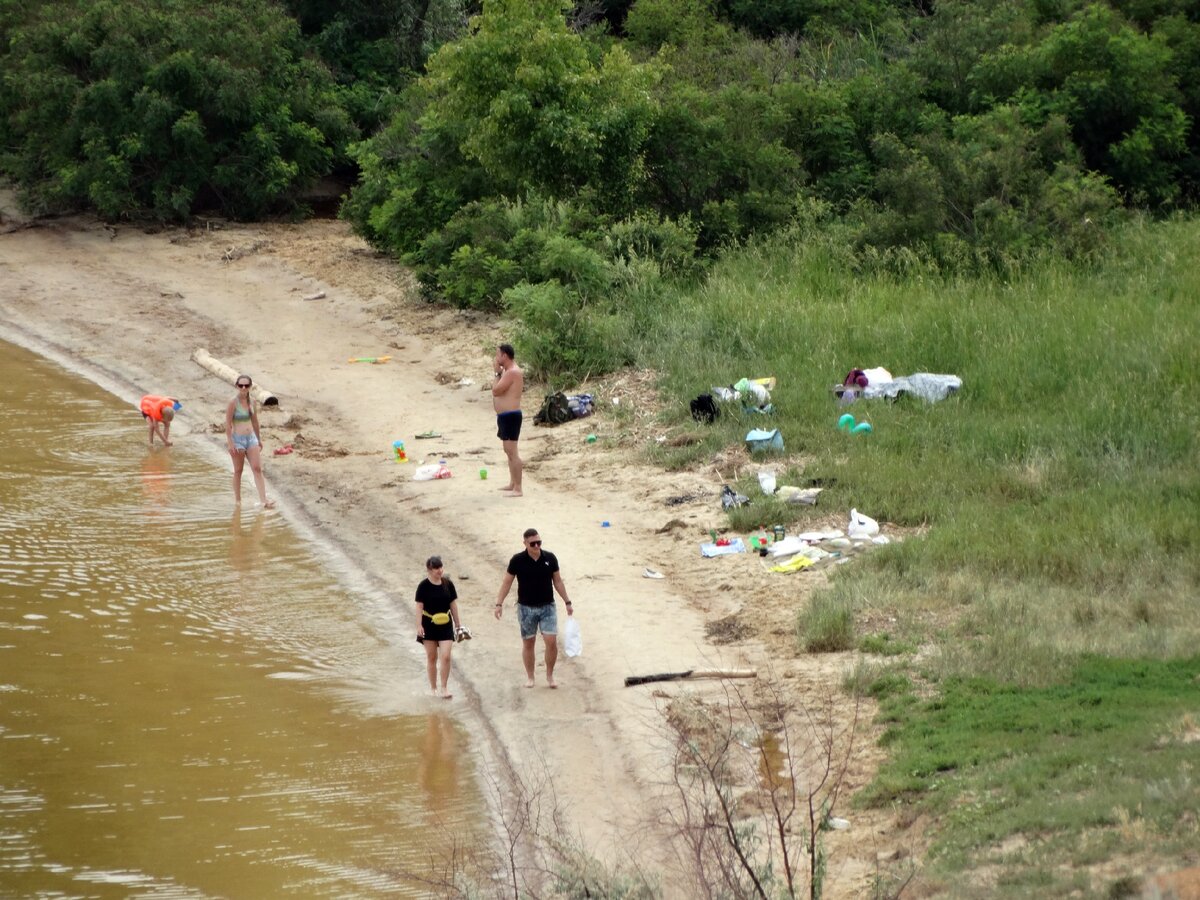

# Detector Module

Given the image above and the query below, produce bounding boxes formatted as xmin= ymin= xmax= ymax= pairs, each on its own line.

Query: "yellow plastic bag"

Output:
xmin=769 ymin=555 xmax=814 ymax=574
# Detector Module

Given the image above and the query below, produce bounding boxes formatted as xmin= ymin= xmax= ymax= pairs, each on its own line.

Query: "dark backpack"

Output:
xmin=534 ymin=391 xmax=573 ymax=426
xmin=690 ymin=393 xmax=719 ymax=424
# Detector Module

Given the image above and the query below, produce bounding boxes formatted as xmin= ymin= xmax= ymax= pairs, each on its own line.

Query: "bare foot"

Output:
xmin=263 ymin=500 xmax=276 ymax=509
xmin=505 ymin=490 xmax=523 ymax=498
xmin=524 ymin=678 xmax=535 ymax=688
xmin=440 ymin=691 xmax=453 ymax=700
xmin=498 ymin=484 xmax=515 ymax=492
xmin=546 ymin=675 xmax=557 ymax=689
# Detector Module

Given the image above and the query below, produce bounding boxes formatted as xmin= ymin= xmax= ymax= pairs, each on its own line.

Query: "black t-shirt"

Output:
xmin=415 ymin=578 xmax=457 ymax=615
xmin=506 ymin=549 xmax=559 ymax=607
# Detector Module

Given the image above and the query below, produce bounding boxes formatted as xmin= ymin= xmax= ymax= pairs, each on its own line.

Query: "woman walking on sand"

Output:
xmin=225 ymin=375 xmax=274 ymax=509
xmin=416 ymin=556 xmax=464 ymax=699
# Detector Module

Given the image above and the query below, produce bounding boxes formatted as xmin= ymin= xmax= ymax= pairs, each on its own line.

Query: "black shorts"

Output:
xmin=419 ymin=620 xmax=454 ymax=643
xmin=497 ymin=410 xmax=522 ymax=442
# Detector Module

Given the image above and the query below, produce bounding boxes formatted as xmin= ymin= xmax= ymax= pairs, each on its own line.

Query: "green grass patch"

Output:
xmin=843 ymin=659 xmax=913 ymax=699
xmin=859 ymin=632 xmax=916 ymax=656
xmin=624 ymin=214 xmax=1200 ymax=884
xmin=797 ymin=594 xmax=855 ymax=652
xmin=863 ymin=655 xmax=1200 ymax=888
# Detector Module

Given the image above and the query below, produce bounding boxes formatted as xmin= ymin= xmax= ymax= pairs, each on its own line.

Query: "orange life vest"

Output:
xmin=140 ymin=395 xmax=175 ymax=421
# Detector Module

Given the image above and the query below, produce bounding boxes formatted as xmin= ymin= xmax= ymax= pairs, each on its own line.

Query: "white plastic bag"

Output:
xmin=848 ymin=508 xmax=880 ymax=538
xmin=562 ymin=616 xmax=582 ymax=658
xmin=757 ymin=469 xmax=777 ymax=495
xmin=862 ymin=367 xmax=892 ymax=386
xmin=413 ymin=463 xmax=452 ymax=481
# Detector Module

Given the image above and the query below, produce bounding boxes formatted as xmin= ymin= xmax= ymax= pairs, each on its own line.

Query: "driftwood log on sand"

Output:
xmin=624 ymin=668 xmax=757 ymax=687
xmin=191 ymin=348 xmax=278 ymax=406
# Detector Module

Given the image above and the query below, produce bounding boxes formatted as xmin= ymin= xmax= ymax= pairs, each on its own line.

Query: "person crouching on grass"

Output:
xmin=416 ymin=555 xmax=464 ymax=700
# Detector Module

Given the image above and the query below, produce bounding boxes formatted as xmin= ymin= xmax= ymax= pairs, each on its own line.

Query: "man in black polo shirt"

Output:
xmin=494 ymin=527 xmax=574 ymax=688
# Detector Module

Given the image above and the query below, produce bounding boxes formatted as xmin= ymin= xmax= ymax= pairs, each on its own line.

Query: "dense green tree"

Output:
xmin=344 ymin=0 xmax=1196 ymax=364
xmin=282 ymin=0 xmax=471 ymax=130
xmin=715 ymin=0 xmax=913 ymax=38
xmin=423 ymin=0 xmax=657 ymax=204
xmin=964 ymin=4 xmax=1188 ymax=205
xmin=0 ymin=0 xmax=353 ymax=220
xmin=1150 ymin=12 xmax=1200 ymax=200
xmin=346 ymin=0 xmax=660 ymax=261
xmin=911 ymin=0 xmax=1037 ymax=114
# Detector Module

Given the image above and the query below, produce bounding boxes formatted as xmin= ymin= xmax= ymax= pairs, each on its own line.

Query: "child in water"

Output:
xmin=140 ymin=395 xmax=178 ymax=447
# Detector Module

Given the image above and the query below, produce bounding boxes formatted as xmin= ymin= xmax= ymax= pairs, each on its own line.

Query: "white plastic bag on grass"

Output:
xmin=757 ymin=470 xmax=777 ymax=495
xmin=563 ymin=616 xmax=582 ymax=658
xmin=848 ymin=508 xmax=880 ymax=538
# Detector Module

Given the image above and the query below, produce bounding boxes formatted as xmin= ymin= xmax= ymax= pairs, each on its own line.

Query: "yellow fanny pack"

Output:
xmin=423 ymin=611 xmax=452 ymax=625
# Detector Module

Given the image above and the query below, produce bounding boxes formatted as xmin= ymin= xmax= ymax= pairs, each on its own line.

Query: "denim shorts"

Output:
xmin=231 ymin=432 xmax=260 ymax=452
xmin=517 ymin=603 xmax=557 ymax=640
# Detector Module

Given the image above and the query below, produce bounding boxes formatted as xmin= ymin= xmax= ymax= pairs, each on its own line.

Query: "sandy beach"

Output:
xmin=1 ymin=194 xmax=908 ymax=895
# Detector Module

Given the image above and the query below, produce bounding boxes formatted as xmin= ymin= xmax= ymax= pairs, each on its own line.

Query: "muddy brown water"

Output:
xmin=0 ymin=340 xmax=482 ymax=897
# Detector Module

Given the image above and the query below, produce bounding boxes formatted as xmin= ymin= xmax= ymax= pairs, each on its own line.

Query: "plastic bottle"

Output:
xmin=393 ymin=440 xmax=407 ymax=463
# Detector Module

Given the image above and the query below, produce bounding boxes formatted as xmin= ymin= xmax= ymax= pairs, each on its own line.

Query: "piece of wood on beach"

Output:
xmin=624 ymin=668 xmax=757 ymax=687
xmin=190 ymin=348 xmax=279 ymax=406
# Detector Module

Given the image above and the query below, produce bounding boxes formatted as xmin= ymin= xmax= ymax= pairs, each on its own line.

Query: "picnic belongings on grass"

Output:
xmin=835 ymin=367 xmax=961 ymax=404
xmin=833 ymin=367 xmax=892 ymax=403
xmin=711 ymin=376 xmax=776 ymax=414
xmin=721 ymin=485 xmax=750 ymax=509
xmin=862 ymin=373 xmax=962 ymax=403
xmin=745 ymin=428 xmax=784 ymax=453
xmin=534 ymin=391 xmax=594 ymax=426
xmin=690 ymin=393 xmax=719 ymax=423
xmin=838 ymin=413 xmax=873 ymax=434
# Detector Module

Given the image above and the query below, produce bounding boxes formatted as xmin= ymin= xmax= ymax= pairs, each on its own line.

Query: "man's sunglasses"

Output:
xmin=527 ymin=540 xmax=542 ymax=547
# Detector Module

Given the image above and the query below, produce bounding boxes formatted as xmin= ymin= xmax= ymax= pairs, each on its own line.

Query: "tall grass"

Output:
xmin=634 ymin=214 xmax=1200 ymax=668
xmin=628 ymin=215 xmax=1200 ymax=886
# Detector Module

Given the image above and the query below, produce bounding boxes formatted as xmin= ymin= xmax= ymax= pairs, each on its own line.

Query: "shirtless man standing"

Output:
xmin=492 ymin=343 xmax=525 ymax=496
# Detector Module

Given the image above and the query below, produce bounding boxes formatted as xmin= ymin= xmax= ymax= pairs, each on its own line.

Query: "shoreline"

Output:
xmin=1 ymin=198 xmax=896 ymax=895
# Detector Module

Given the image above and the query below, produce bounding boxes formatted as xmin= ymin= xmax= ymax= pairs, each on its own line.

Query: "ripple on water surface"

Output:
xmin=0 ymin=340 xmax=482 ymax=898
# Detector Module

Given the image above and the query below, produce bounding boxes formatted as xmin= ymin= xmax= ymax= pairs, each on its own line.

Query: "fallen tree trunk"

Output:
xmin=191 ymin=348 xmax=278 ymax=406
xmin=624 ymin=668 xmax=757 ymax=687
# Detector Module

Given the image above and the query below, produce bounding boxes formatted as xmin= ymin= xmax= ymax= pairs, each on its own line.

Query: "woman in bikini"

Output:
xmin=225 ymin=375 xmax=274 ymax=509
xmin=415 ymin=555 xmax=464 ymax=699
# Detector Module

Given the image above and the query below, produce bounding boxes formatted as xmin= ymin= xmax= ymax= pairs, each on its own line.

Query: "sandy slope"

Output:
xmin=1 ymin=197 xmax=912 ymax=896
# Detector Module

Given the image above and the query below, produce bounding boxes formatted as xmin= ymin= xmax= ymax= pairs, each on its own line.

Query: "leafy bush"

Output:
xmin=422 ymin=0 xmax=657 ymax=206
xmin=506 ymin=279 xmax=634 ymax=381
xmin=343 ymin=83 xmax=486 ymax=256
xmin=0 ymin=0 xmax=354 ymax=220
xmin=284 ymin=0 xmax=471 ymax=124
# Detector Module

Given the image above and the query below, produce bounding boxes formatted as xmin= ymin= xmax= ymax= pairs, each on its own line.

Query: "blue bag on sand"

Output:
xmin=745 ymin=428 xmax=784 ymax=453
